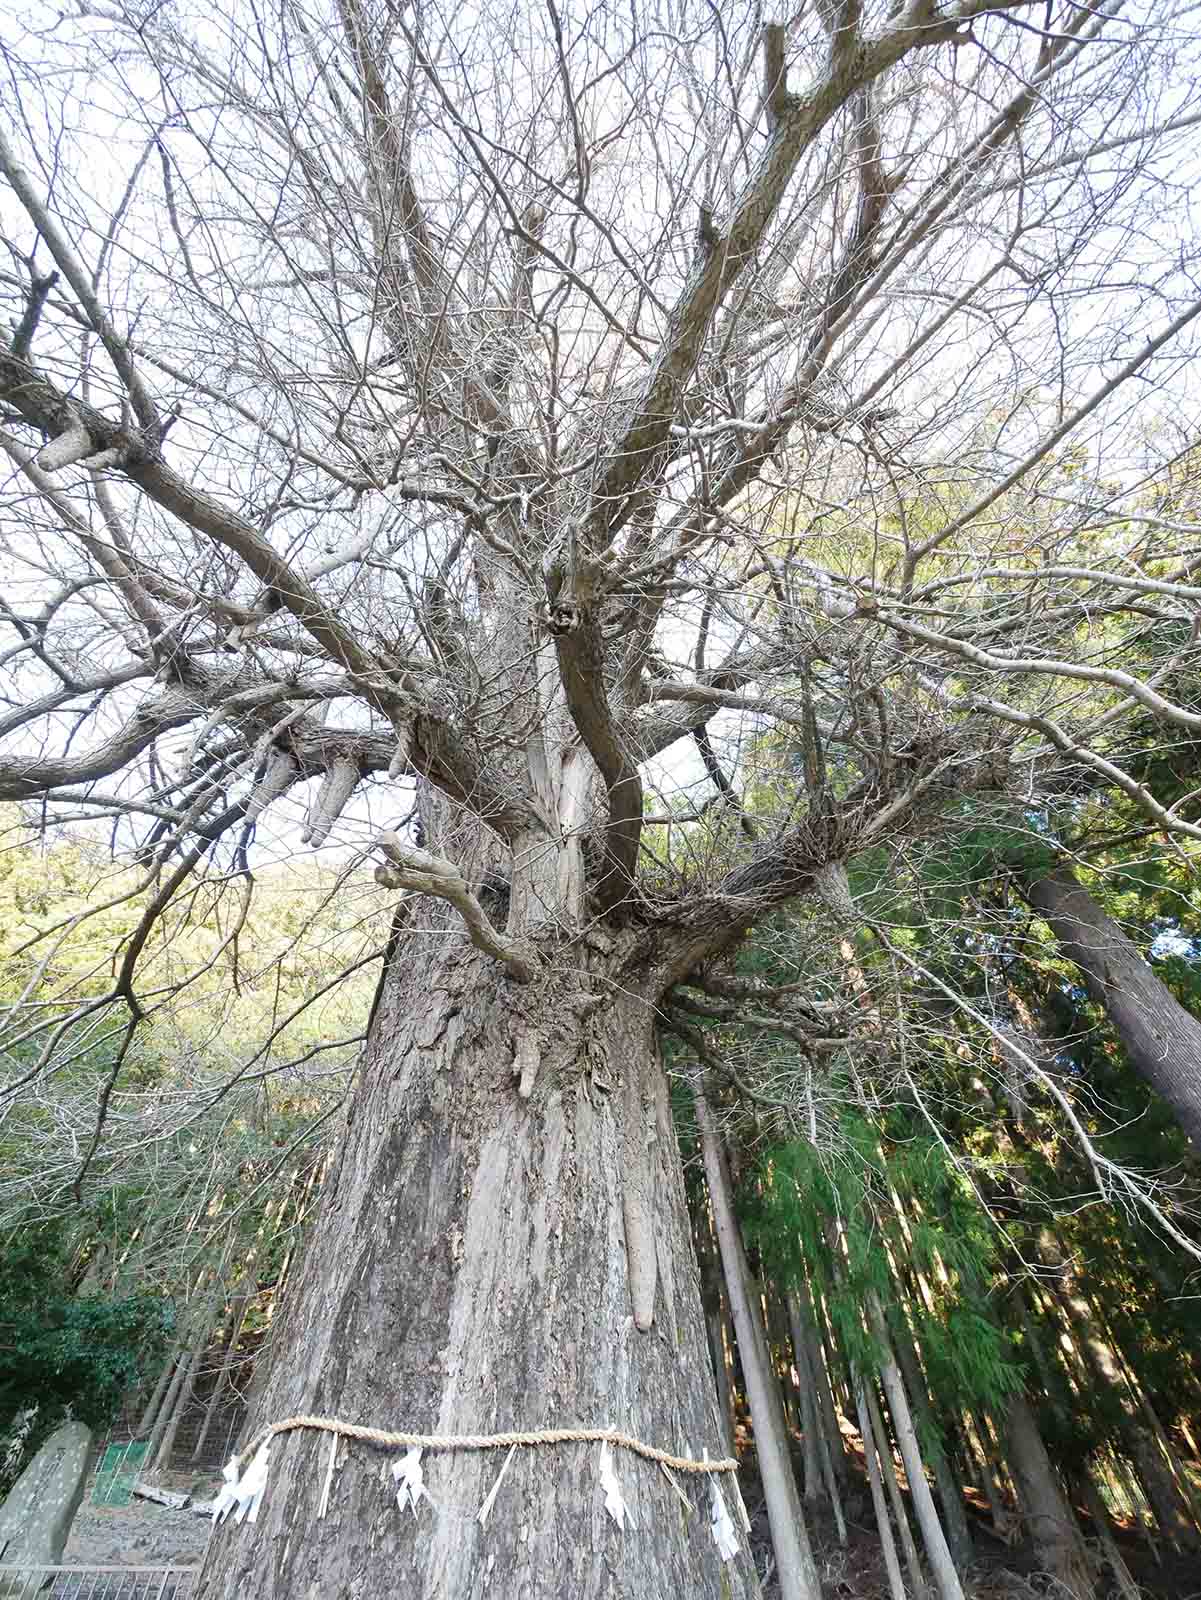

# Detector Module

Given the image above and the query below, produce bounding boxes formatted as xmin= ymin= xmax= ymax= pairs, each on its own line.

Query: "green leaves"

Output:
xmin=0 ymin=1220 xmax=172 ymax=1493
xmin=743 ymin=1113 xmax=1019 ymax=1409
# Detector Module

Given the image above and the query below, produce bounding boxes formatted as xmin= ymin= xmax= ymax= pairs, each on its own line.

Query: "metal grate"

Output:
xmin=0 ymin=1566 xmax=195 ymax=1599
xmin=92 ymin=1443 xmax=150 ymax=1507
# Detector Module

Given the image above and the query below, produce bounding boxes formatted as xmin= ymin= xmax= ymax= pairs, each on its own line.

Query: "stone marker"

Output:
xmin=0 ymin=1421 xmax=92 ymax=1593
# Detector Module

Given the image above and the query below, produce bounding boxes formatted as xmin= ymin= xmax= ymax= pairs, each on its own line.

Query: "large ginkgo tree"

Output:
xmin=2 ymin=1 xmax=1200 ymax=1594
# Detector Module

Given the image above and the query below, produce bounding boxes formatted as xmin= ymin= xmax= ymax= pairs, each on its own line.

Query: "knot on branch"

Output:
xmin=34 ymin=402 xmax=157 ymax=474
xmin=537 ymin=599 xmax=582 ymax=637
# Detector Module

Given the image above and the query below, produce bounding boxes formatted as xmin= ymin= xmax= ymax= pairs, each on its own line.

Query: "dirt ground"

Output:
xmin=59 ymin=1456 xmax=1201 ymax=1598
xmin=64 ymin=1469 xmax=215 ymax=1569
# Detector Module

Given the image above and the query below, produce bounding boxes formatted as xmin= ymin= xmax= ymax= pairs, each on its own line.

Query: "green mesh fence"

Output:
xmin=91 ymin=1443 xmax=148 ymax=1508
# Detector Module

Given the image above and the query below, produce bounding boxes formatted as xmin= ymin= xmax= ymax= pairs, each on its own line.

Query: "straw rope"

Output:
xmin=235 ymin=1414 xmax=738 ymax=1477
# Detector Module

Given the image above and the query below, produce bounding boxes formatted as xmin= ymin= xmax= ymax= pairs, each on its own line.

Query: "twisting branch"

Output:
xmin=692 ymin=726 xmax=757 ymax=839
xmin=374 ymin=834 xmax=540 ymax=982
xmin=552 ymin=613 xmax=643 ymax=913
xmin=0 ymin=125 xmax=160 ymax=433
xmin=336 ymin=0 xmax=455 ymax=377
xmin=660 ymin=1008 xmax=788 ymax=1110
xmin=575 ymin=0 xmax=1032 ymax=551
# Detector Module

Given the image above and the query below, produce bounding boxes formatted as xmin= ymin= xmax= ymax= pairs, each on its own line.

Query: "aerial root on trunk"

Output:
xmin=302 ymin=755 xmax=360 ymax=846
xmin=513 ymin=1026 xmax=541 ymax=1098
xmin=622 ymin=1178 xmax=658 ymax=1331
xmin=387 ymin=721 xmax=411 ymax=778
xmin=374 ymin=832 xmax=540 ymax=982
xmin=246 ymin=743 xmax=298 ymax=823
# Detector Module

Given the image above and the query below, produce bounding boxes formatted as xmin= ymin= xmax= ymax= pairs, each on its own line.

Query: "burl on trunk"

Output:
xmin=195 ymin=921 xmax=759 ymax=1599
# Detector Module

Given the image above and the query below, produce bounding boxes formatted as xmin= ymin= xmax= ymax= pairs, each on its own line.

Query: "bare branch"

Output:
xmin=374 ymin=834 xmax=539 ymax=982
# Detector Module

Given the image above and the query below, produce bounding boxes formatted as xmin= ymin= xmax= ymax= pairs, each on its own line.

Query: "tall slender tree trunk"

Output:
xmin=1002 ymin=1391 xmax=1094 ymax=1600
xmin=867 ymin=1384 xmax=924 ymax=1594
xmin=889 ymin=1303 xmax=974 ymax=1572
xmin=1038 ymin=1236 xmax=1198 ymax=1549
xmin=154 ymin=1343 xmax=204 ymax=1475
xmin=968 ymin=1412 xmax=1013 ymax=1538
xmin=697 ymin=1093 xmax=820 ymax=1600
xmin=1080 ymin=1476 xmax=1141 ymax=1600
xmin=193 ymin=1291 xmax=252 ymax=1464
xmin=138 ymin=1341 xmax=184 ymax=1439
xmin=793 ymin=1273 xmax=848 ymax=1482
xmin=148 ymin=1341 xmax=200 ymax=1473
xmin=1023 ymin=866 xmax=1201 ymax=1144
xmin=868 ymin=1295 xmax=966 ymax=1600
xmin=856 ymin=1383 xmax=907 ymax=1600
xmin=195 ymin=936 xmax=762 ymax=1600
xmin=787 ymin=1286 xmax=846 ymax=1538
xmin=767 ymin=1287 xmax=802 ymax=1436
xmin=786 ymin=1296 xmax=824 ymax=1503
xmin=695 ymin=1208 xmax=737 ymax=1450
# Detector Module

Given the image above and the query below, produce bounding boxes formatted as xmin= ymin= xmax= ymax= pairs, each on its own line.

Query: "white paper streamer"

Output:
xmin=709 ymin=1475 xmax=739 ymax=1561
xmin=213 ymin=1444 xmax=273 ymax=1526
xmin=392 ymin=1447 xmax=434 ymax=1515
xmin=599 ymin=1440 xmax=633 ymax=1529
xmin=732 ymin=1471 xmax=752 ymax=1534
xmin=211 ymin=1456 xmax=242 ymax=1524
xmin=477 ymin=1443 xmax=517 ymax=1528
xmin=317 ymin=1431 xmax=338 ymax=1519
xmin=237 ymin=1441 xmax=272 ymax=1524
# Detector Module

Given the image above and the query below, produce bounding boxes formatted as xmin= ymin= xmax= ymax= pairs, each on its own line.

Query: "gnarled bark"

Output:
xmin=195 ymin=928 xmax=760 ymax=1600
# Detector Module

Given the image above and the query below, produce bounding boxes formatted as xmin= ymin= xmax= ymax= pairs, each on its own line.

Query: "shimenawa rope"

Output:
xmin=235 ymin=1414 xmax=738 ymax=1477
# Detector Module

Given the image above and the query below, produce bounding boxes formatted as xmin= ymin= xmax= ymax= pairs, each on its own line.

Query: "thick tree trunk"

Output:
xmin=195 ymin=935 xmax=761 ymax=1600
xmin=1002 ymin=1391 xmax=1094 ymax=1600
xmin=1024 ymin=866 xmax=1201 ymax=1145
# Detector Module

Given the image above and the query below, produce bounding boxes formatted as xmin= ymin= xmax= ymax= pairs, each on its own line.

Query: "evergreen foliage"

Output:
xmin=0 ymin=1218 xmax=171 ymax=1494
